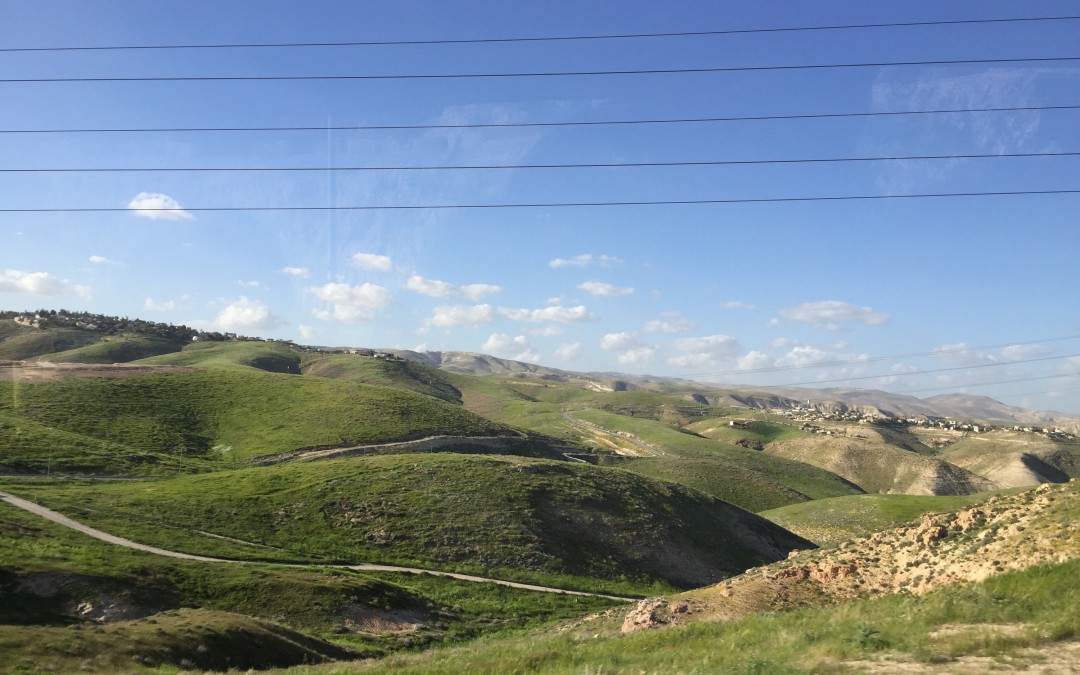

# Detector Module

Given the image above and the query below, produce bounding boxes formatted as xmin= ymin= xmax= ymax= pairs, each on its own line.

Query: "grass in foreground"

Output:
xmin=286 ymin=558 xmax=1080 ymax=674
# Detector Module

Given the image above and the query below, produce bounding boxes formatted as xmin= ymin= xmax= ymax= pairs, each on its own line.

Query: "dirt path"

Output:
xmin=0 ymin=491 xmax=633 ymax=602
xmin=561 ymin=410 xmax=665 ymax=457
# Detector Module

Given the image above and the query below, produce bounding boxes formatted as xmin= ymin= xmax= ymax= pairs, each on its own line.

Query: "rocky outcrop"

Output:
xmin=623 ymin=482 xmax=1080 ymax=632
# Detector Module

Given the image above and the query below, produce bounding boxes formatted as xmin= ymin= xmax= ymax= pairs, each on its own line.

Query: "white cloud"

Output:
xmin=310 ymin=282 xmax=390 ymax=322
xmin=405 ymin=274 xmax=456 ymax=298
xmin=778 ymin=300 xmax=889 ymax=330
xmin=127 ymin=192 xmax=193 ymax=221
xmin=722 ymin=300 xmax=755 ymax=309
xmin=549 ymin=253 xmax=623 ymax=268
xmin=216 ymin=296 xmax=282 ymax=331
xmin=298 ymin=324 xmax=316 ymax=340
xmin=427 ymin=304 xmax=494 ymax=328
xmin=771 ymin=337 xmax=799 ymax=348
xmin=1001 ymin=344 xmax=1052 ymax=361
xmin=482 ymin=333 xmax=540 ymax=362
xmin=643 ymin=318 xmax=696 ymax=333
xmin=599 ymin=332 xmax=657 ymax=364
xmin=775 ymin=345 xmax=831 ymax=368
xmin=500 ymin=305 xmax=593 ymax=323
xmin=88 ymin=255 xmax=115 ymax=265
xmin=238 ymin=280 xmax=262 ymax=289
xmin=737 ymin=350 xmax=771 ymax=371
xmin=578 ymin=280 xmax=634 ymax=297
xmin=933 ymin=342 xmax=996 ymax=366
xmin=617 ymin=346 xmax=658 ymax=365
xmin=0 ymin=269 xmax=90 ymax=299
xmin=143 ymin=297 xmax=176 ymax=312
xmin=459 ymin=283 xmax=502 ymax=301
xmin=555 ymin=342 xmax=581 ymax=360
xmin=352 ymin=252 xmax=393 ymax=271
xmin=667 ymin=334 xmax=742 ymax=367
xmin=527 ymin=325 xmax=565 ymax=337
xmin=282 ymin=267 xmax=310 ymax=278
xmin=601 ymin=332 xmax=640 ymax=351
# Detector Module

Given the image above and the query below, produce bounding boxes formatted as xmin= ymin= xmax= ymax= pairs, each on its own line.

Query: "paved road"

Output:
xmin=0 ymin=491 xmax=633 ymax=602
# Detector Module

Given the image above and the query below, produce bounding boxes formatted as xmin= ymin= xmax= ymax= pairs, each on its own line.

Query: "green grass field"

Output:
xmin=0 ymin=451 xmax=811 ymax=594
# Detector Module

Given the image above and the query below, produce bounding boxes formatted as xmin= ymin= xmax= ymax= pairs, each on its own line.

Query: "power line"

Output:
xmin=757 ymin=353 xmax=1080 ymax=390
xmin=5 ymin=190 xmax=1077 ymax=215
xmin=5 ymin=150 xmax=1076 ymax=174
xmin=895 ymin=373 xmax=1077 ymax=395
xmin=4 ymin=56 xmax=1079 ymax=84
xmin=4 ymin=15 xmax=1077 ymax=53
xmin=3 ymin=104 xmax=1076 ymax=135
xmin=689 ymin=334 xmax=1080 ymax=379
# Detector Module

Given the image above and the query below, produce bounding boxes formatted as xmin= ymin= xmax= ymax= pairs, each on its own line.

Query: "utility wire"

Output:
xmin=5 ymin=150 xmax=1076 ymax=174
xmin=894 ymin=373 xmax=1076 ymax=395
xmin=5 ymin=190 xmax=1077 ymax=214
xmin=688 ymin=334 xmax=1080 ymax=379
xmin=3 ymin=15 xmax=1077 ymax=53
xmin=4 ymin=56 xmax=1079 ymax=84
xmin=3 ymin=104 xmax=1076 ymax=135
xmin=750 ymin=353 xmax=1080 ymax=390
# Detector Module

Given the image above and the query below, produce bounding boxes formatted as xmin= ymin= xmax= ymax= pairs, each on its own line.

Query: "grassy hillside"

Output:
xmin=335 ymin=558 xmax=1080 ymax=675
xmin=327 ymin=483 xmax=1080 ymax=674
xmin=302 ymin=354 xmax=462 ymax=404
xmin=38 ymin=336 xmax=186 ymax=364
xmin=939 ymin=432 xmax=1080 ymax=487
xmin=764 ymin=432 xmax=998 ymax=496
xmin=138 ymin=339 xmax=304 ymax=373
xmin=2 ymin=453 xmax=814 ymax=593
xmin=0 ymin=321 xmax=100 ymax=360
xmin=0 ymin=499 xmax=616 ymax=668
xmin=0 ymin=368 xmax=508 ymax=474
xmin=758 ymin=491 xmax=1013 ymax=547
xmin=442 ymin=376 xmax=860 ymax=512
xmin=574 ymin=410 xmax=862 ymax=512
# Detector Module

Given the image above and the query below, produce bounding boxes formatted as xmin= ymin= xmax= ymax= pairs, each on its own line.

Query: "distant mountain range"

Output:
xmin=384 ymin=349 xmax=1080 ymax=431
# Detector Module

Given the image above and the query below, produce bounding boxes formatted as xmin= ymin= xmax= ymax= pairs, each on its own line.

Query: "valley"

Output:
xmin=2 ymin=313 xmax=1079 ymax=672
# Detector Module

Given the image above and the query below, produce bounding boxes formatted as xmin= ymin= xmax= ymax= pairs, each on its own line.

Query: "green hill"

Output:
xmin=0 ymin=367 xmax=508 ymax=474
xmin=38 ymin=336 xmax=186 ymax=364
xmin=301 ymin=354 xmax=462 ymax=404
xmin=0 ymin=496 xmax=615 ymax=668
xmin=5 ymin=453 xmax=815 ymax=592
xmin=0 ymin=322 xmax=100 ymax=360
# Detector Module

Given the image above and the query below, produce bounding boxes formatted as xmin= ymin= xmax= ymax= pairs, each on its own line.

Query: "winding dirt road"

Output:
xmin=0 ymin=491 xmax=633 ymax=602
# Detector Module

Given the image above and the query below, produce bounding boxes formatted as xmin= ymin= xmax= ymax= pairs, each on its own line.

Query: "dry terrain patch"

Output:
xmin=1 ymin=361 xmax=193 ymax=383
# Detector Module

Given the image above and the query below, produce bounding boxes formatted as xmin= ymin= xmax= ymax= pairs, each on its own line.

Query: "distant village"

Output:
xmin=765 ymin=403 xmax=1077 ymax=441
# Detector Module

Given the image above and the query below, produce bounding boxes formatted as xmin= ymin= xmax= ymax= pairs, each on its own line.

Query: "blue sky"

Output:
xmin=2 ymin=1 xmax=1079 ymax=413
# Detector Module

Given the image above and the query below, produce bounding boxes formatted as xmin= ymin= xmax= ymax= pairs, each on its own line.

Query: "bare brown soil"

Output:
xmin=0 ymin=361 xmax=192 ymax=383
